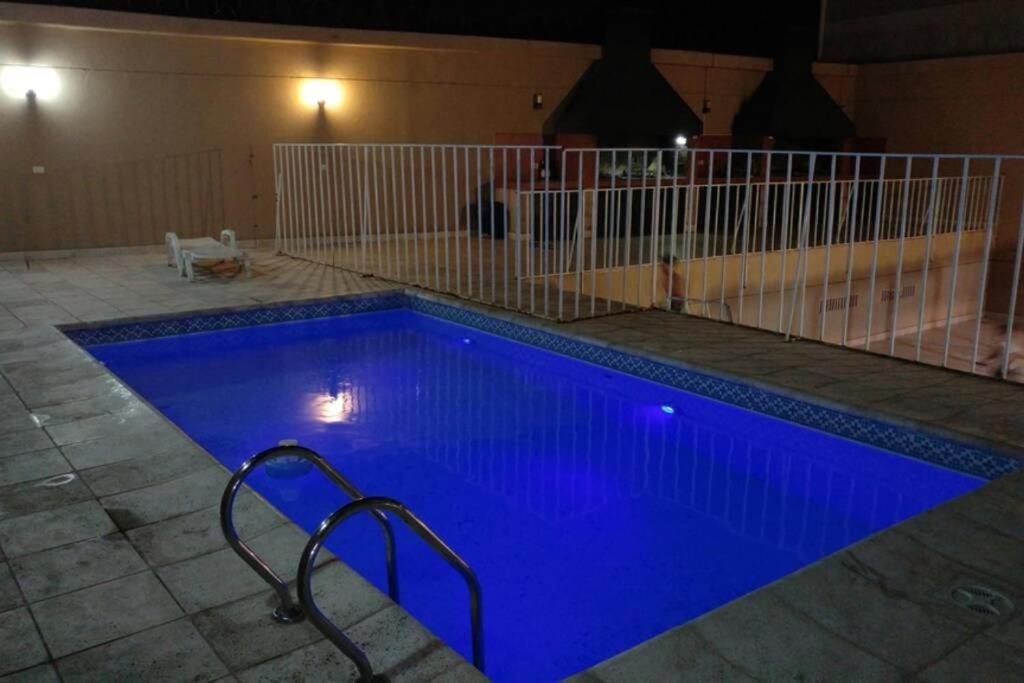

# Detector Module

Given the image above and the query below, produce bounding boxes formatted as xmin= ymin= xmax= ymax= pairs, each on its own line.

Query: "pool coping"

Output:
xmin=54 ymin=287 xmax=1024 ymax=681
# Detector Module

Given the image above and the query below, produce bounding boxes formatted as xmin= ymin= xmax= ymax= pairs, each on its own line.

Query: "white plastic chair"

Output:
xmin=165 ymin=230 xmax=238 ymax=276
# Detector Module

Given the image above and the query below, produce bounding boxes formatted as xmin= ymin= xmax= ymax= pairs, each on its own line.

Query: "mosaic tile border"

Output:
xmin=408 ymin=296 xmax=1021 ymax=481
xmin=65 ymin=291 xmax=1020 ymax=480
xmin=62 ymin=292 xmax=407 ymax=346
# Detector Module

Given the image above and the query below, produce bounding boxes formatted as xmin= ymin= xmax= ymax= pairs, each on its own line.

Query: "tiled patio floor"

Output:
xmin=0 ymin=247 xmax=1022 ymax=682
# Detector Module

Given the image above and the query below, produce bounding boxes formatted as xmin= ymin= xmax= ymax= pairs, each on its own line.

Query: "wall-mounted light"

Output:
xmin=300 ymin=79 xmax=343 ymax=110
xmin=674 ymin=134 xmax=688 ymax=148
xmin=532 ymin=93 xmax=543 ymax=110
xmin=2 ymin=66 xmax=61 ymax=101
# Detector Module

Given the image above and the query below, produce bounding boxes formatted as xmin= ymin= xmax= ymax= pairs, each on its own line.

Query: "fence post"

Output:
xmin=969 ymin=158 xmax=1003 ymax=372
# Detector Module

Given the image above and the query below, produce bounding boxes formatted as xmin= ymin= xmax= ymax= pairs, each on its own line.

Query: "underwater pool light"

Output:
xmin=660 ymin=404 xmax=676 ymax=415
xmin=462 ymin=338 xmax=472 ymax=345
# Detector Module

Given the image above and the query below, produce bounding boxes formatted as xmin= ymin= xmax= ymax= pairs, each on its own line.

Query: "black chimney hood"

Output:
xmin=732 ymin=29 xmax=855 ymax=145
xmin=544 ymin=9 xmax=703 ymax=148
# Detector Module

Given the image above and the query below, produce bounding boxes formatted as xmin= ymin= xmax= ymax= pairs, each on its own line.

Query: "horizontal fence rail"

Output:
xmin=274 ymin=144 xmax=1024 ymax=382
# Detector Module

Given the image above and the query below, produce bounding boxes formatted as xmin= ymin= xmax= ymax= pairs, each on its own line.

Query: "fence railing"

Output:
xmin=274 ymin=144 xmax=1024 ymax=381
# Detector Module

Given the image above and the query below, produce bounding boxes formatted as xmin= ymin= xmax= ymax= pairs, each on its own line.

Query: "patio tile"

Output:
xmin=194 ymin=561 xmax=388 ymax=671
xmin=79 ymin=443 xmax=211 ymax=497
xmin=0 ymin=562 xmax=23 ymax=613
xmin=941 ymin=485 xmax=1024 ymax=543
xmin=59 ymin=422 xmax=196 ymax=470
xmin=9 ymin=304 xmax=77 ymax=326
xmin=0 ymin=501 xmax=118 ymax=559
xmin=100 ymin=465 xmax=229 ymax=530
xmin=985 ymin=609 xmax=1024 ymax=649
xmin=0 ymin=608 xmax=48 ymax=676
xmin=392 ymin=644 xmax=489 ymax=682
xmin=918 ymin=633 xmax=1024 ymax=681
xmin=0 ymin=407 xmax=37 ymax=435
xmin=156 ymin=525 xmax=323 ymax=613
xmin=692 ymin=590 xmax=900 ymax=680
xmin=569 ymin=624 xmax=755 ymax=683
xmin=55 ymin=618 xmax=228 ymax=683
xmin=0 ymin=340 xmax=79 ymax=370
xmin=810 ymin=379 xmax=906 ymax=407
xmin=125 ymin=492 xmax=286 ymax=567
xmin=16 ymin=375 xmax=127 ymax=411
xmin=192 ymin=591 xmax=323 ymax=672
xmin=0 ymin=450 xmax=71 ymax=488
xmin=236 ymin=605 xmax=439 ymax=683
xmin=953 ymin=403 xmax=1024 ymax=447
xmin=757 ymin=366 xmax=838 ymax=391
xmin=30 ymin=571 xmax=183 ymax=658
xmin=769 ymin=538 xmax=974 ymax=671
xmin=0 ymin=291 xmax=47 ymax=307
xmin=897 ymin=506 xmax=1024 ymax=593
xmin=0 ymin=318 xmax=26 ymax=333
xmin=45 ymin=410 xmax=165 ymax=447
xmin=4 ymin=359 xmax=106 ymax=395
xmin=28 ymin=392 xmax=137 ymax=428
xmin=0 ymin=474 xmax=94 ymax=523
xmin=0 ymin=664 xmax=60 ymax=683
xmin=10 ymin=533 xmax=147 ymax=602
xmin=0 ymin=430 xmax=54 ymax=459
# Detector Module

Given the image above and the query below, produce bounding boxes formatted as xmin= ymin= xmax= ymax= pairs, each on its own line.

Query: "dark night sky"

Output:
xmin=23 ymin=0 xmax=822 ymax=57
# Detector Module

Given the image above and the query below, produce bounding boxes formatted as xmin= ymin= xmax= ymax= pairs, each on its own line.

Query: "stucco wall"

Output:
xmin=853 ymin=52 xmax=1024 ymax=314
xmin=822 ymin=0 xmax=1024 ymax=64
xmin=0 ymin=3 xmax=856 ymax=252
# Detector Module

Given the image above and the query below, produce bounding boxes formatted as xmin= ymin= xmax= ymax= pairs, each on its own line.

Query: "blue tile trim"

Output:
xmin=65 ymin=291 xmax=1020 ymax=481
xmin=408 ymin=296 xmax=1021 ymax=481
xmin=62 ymin=292 xmax=406 ymax=346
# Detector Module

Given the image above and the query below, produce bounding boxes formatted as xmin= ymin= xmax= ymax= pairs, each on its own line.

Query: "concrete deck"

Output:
xmin=0 ymin=247 xmax=1022 ymax=682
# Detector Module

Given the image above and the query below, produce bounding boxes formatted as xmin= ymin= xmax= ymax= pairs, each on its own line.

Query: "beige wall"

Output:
xmin=854 ymin=53 xmax=1024 ymax=154
xmin=0 ymin=3 xmax=857 ymax=252
xmin=854 ymin=53 xmax=1024 ymax=314
xmin=558 ymin=233 xmax=986 ymax=339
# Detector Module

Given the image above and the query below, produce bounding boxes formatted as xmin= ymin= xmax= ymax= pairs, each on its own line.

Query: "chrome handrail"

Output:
xmin=219 ymin=442 xmax=400 ymax=623
xmin=298 ymin=496 xmax=484 ymax=681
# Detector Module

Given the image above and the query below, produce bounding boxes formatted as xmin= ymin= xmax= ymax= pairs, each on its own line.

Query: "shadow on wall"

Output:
xmin=0 ymin=149 xmax=225 ymax=252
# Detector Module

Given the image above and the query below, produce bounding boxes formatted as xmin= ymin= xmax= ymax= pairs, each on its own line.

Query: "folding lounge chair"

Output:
xmin=166 ymin=230 xmax=237 ymax=273
xmin=165 ymin=230 xmax=242 ymax=278
xmin=180 ymin=240 xmax=251 ymax=282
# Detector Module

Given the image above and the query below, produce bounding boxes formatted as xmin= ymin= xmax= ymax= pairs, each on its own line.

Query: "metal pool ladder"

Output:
xmin=220 ymin=441 xmax=484 ymax=682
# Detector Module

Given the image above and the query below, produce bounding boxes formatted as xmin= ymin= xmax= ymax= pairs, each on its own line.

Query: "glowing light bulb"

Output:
xmin=660 ymin=404 xmax=676 ymax=415
xmin=2 ymin=66 xmax=61 ymax=101
xmin=300 ymin=79 xmax=343 ymax=109
xmin=674 ymin=135 xmax=688 ymax=148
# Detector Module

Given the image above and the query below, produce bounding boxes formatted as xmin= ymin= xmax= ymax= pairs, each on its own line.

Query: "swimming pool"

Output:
xmin=75 ymin=295 xmax=999 ymax=682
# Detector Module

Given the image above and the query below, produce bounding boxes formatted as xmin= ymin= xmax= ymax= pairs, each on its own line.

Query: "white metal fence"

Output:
xmin=274 ymin=144 xmax=1024 ymax=381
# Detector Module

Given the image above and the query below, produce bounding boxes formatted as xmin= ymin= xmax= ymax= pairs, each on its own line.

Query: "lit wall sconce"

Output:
xmin=1 ymin=66 xmax=61 ymax=101
xmin=300 ymin=79 xmax=343 ymax=110
xmin=532 ymin=93 xmax=543 ymax=110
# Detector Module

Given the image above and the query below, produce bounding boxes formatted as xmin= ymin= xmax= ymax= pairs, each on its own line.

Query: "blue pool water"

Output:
xmin=87 ymin=309 xmax=982 ymax=681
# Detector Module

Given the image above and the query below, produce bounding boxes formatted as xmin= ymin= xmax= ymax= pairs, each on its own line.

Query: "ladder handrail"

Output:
xmin=298 ymin=496 xmax=485 ymax=681
xmin=219 ymin=443 xmax=400 ymax=623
